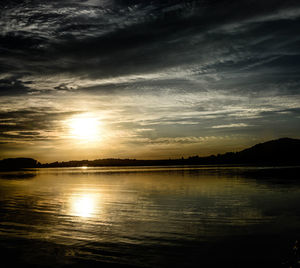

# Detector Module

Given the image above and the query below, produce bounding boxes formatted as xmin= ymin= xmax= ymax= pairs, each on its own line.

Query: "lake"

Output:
xmin=0 ymin=166 xmax=300 ymax=267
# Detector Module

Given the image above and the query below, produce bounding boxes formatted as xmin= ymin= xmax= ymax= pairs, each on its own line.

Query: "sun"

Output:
xmin=69 ymin=116 xmax=101 ymax=141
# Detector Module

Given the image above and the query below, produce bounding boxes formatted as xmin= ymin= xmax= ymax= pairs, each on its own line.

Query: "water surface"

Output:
xmin=0 ymin=166 xmax=300 ymax=267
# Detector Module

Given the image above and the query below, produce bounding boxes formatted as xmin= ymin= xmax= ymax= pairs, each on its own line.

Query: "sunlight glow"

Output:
xmin=70 ymin=194 xmax=99 ymax=218
xmin=69 ymin=116 xmax=101 ymax=142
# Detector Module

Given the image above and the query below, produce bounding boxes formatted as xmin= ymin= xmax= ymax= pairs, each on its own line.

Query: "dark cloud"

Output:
xmin=1 ymin=0 xmax=300 ymax=94
xmin=1 ymin=0 xmax=300 ymax=160
xmin=0 ymin=108 xmax=81 ymax=142
xmin=0 ymin=76 xmax=31 ymax=95
xmin=54 ymin=83 xmax=75 ymax=91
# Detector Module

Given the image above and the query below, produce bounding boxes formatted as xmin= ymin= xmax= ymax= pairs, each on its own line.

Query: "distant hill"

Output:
xmin=180 ymin=137 xmax=300 ymax=166
xmin=40 ymin=138 xmax=300 ymax=167
xmin=0 ymin=158 xmax=40 ymax=170
xmin=236 ymin=138 xmax=300 ymax=164
xmin=1 ymin=138 xmax=300 ymax=168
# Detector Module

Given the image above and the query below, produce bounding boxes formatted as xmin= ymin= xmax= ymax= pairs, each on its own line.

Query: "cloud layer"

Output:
xmin=1 ymin=0 xmax=300 ymax=160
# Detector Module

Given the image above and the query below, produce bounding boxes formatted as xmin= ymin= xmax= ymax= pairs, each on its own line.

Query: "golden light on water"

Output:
xmin=69 ymin=116 xmax=101 ymax=142
xmin=70 ymin=193 xmax=100 ymax=218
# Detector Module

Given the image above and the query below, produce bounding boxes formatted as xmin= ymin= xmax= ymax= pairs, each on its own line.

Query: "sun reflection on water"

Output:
xmin=70 ymin=193 xmax=100 ymax=218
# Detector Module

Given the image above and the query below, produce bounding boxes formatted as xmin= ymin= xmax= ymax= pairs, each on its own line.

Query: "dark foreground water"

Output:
xmin=0 ymin=166 xmax=300 ymax=267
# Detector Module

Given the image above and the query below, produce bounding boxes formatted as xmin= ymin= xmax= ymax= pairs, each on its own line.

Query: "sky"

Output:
xmin=1 ymin=0 xmax=300 ymax=162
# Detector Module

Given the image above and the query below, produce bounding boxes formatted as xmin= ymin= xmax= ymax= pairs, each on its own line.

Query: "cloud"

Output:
xmin=211 ymin=123 xmax=250 ymax=129
xmin=0 ymin=76 xmax=31 ymax=95
xmin=0 ymin=107 xmax=81 ymax=143
xmin=1 ymin=0 xmax=300 ymax=160
xmin=133 ymin=136 xmax=210 ymax=145
xmin=1 ymin=0 xmax=300 ymax=95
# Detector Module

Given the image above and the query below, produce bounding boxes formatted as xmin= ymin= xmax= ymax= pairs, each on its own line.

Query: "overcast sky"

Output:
xmin=1 ymin=0 xmax=300 ymax=162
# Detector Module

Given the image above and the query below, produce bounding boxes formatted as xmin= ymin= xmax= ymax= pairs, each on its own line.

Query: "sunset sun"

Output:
xmin=69 ymin=116 xmax=101 ymax=142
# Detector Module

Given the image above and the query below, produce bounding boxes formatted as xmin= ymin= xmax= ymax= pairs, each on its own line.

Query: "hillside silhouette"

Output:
xmin=1 ymin=138 xmax=300 ymax=169
xmin=181 ymin=137 xmax=300 ymax=166
xmin=41 ymin=137 xmax=300 ymax=167
xmin=0 ymin=158 xmax=40 ymax=170
xmin=235 ymin=138 xmax=300 ymax=164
